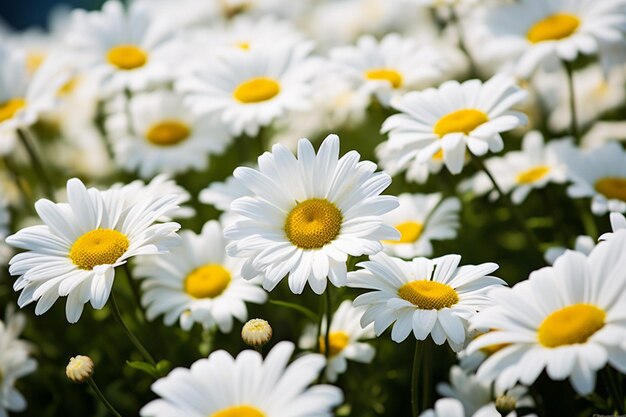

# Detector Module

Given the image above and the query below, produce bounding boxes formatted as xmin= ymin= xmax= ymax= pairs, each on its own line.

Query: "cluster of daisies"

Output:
xmin=0 ymin=0 xmax=625 ymax=416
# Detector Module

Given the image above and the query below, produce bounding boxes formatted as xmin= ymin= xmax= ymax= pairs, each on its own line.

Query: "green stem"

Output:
xmin=324 ymin=287 xmax=333 ymax=363
xmin=562 ymin=60 xmax=580 ymax=144
xmin=472 ymin=158 xmax=542 ymax=251
xmin=1 ymin=156 xmax=31 ymax=206
xmin=411 ymin=340 xmax=423 ymax=417
xmin=577 ymin=200 xmax=598 ymax=239
xmin=604 ymin=367 xmax=625 ymax=414
xmin=539 ymin=188 xmax=570 ymax=245
xmin=17 ymin=129 xmax=54 ymax=199
xmin=421 ymin=340 xmax=432 ymax=410
xmin=123 ymin=264 xmax=144 ymax=320
xmin=87 ymin=377 xmax=122 ymax=417
xmin=269 ymin=300 xmax=318 ymax=322
xmin=109 ymin=291 xmax=157 ymax=366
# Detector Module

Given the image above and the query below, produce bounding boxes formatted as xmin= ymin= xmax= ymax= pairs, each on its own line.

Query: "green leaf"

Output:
xmin=126 ymin=360 xmax=159 ymax=378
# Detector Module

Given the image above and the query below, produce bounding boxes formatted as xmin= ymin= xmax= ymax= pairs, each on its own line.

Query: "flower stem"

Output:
xmin=17 ymin=128 xmax=54 ymax=200
xmin=324 ymin=287 xmax=332 ymax=363
xmin=123 ymin=264 xmax=145 ymax=321
xmin=603 ymin=367 xmax=625 ymax=414
xmin=411 ymin=340 xmax=424 ymax=417
xmin=562 ymin=60 xmax=580 ymax=144
xmin=87 ymin=377 xmax=122 ymax=417
xmin=109 ymin=291 xmax=157 ymax=367
xmin=472 ymin=158 xmax=542 ymax=251
xmin=1 ymin=156 xmax=32 ymax=206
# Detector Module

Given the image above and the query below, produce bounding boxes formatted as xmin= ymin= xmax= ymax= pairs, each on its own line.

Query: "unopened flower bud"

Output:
xmin=241 ymin=318 xmax=272 ymax=348
xmin=66 ymin=355 xmax=94 ymax=383
xmin=495 ymin=394 xmax=516 ymax=416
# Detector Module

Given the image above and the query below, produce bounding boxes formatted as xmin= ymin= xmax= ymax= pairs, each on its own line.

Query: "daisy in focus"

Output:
xmin=382 ymin=193 xmax=461 ymax=258
xmin=467 ymin=230 xmax=626 ymax=394
xmin=65 ymin=0 xmax=178 ymax=92
xmin=562 ymin=141 xmax=626 ymax=215
xmin=0 ymin=309 xmax=37 ymax=417
xmin=299 ymin=300 xmax=376 ymax=382
xmin=381 ymin=74 xmax=528 ymax=175
xmin=225 ymin=134 xmax=399 ymax=294
xmin=135 ymin=220 xmax=267 ymax=332
xmin=348 ymin=252 xmax=504 ymax=351
xmin=140 ymin=341 xmax=343 ymax=417
xmin=471 ymin=0 xmax=626 ymax=78
xmin=177 ymin=42 xmax=320 ymax=137
xmin=105 ymin=89 xmax=232 ymax=178
xmin=6 ymin=178 xmax=181 ymax=323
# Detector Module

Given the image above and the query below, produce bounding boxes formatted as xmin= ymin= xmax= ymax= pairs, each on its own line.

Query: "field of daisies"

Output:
xmin=1 ymin=0 xmax=626 ymax=416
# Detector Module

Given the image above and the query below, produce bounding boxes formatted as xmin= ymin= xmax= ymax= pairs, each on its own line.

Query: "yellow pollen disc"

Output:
xmin=595 ymin=177 xmax=626 ymax=202
xmin=319 ymin=331 xmax=350 ymax=357
xmin=386 ymin=221 xmax=423 ymax=244
xmin=432 ymin=149 xmax=444 ymax=161
xmin=237 ymin=41 xmax=251 ymax=50
xmin=284 ymin=198 xmax=343 ymax=249
xmin=365 ymin=68 xmax=403 ymax=89
xmin=434 ymin=109 xmax=489 ymax=137
xmin=145 ymin=120 xmax=191 ymax=146
xmin=527 ymin=13 xmax=580 ymax=44
xmin=516 ymin=165 xmax=550 ymax=184
xmin=69 ymin=229 xmax=129 ymax=270
xmin=211 ymin=405 xmax=266 ymax=417
xmin=0 ymin=98 xmax=26 ymax=123
xmin=538 ymin=303 xmax=605 ymax=348
xmin=26 ymin=52 xmax=46 ymax=73
xmin=398 ymin=280 xmax=459 ymax=310
xmin=476 ymin=330 xmax=509 ymax=356
xmin=106 ymin=44 xmax=148 ymax=70
xmin=184 ymin=264 xmax=231 ymax=299
xmin=233 ymin=77 xmax=281 ymax=103
xmin=58 ymin=77 xmax=80 ymax=97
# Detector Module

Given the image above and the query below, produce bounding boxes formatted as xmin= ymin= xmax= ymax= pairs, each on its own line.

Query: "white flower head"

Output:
xmin=224 ymin=134 xmax=400 ymax=295
xmin=6 ymin=178 xmax=181 ymax=323
xmin=135 ymin=220 xmax=267 ymax=333
xmin=381 ymin=74 xmax=528 ymax=175
xmin=348 ymin=252 xmax=504 ymax=351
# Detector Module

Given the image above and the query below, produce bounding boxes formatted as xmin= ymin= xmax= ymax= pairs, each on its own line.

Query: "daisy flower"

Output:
xmin=471 ymin=0 xmax=626 ymax=78
xmin=176 ymin=42 xmax=320 ymax=137
xmin=381 ymin=74 xmax=528 ymax=175
xmin=329 ymin=33 xmax=448 ymax=106
xmin=382 ymin=193 xmax=461 ymax=258
xmin=419 ymin=398 xmax=466 ymax=417
xmin=6 ymin=178 xmax=181 ymax=323
xmin=544 ymin=235 xmax=595 ymax=266
xmin=224 ymin=134 xmax=399 ymax=294
xmin=600 ymin=212 xmax=626 ymax=241
xmin=105 ymin=89 xmax=232 ymax=178
xmin=562 ymin=141 xmax=626 ymax=215
xmin=140 ymin=341 xmax=343 ymax=417
xmin=467 ymin=230 xmax=626 ymax=394
xmin=65 ymin=0 xmax=178 ymax=92
xmin=376 ymin=139 xmax=445 ymax=184
xmin=299 ymin=300 xmax=376 ymax=382
xmin=0 ymin=308 xmax=37 ymax=417
xmin=348 ymin=252 xmax=504 ymax=351
xmin=135 ymin=220 xmax=267 ymax=332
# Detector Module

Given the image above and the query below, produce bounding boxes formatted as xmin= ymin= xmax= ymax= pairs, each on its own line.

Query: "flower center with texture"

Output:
xmin=211 ymin=405 xmax=266 ymax=417
xmin=538 ymin=303 xmax=605 ymax=348
xmin=285 ymin=198 xmax=342 ymax=249
xmin=527 ymin=13 xmax=580 ymax=44
xmin=319 ymin=331 xmax=350 ymax=357
xmin=184 ymin=264 xmax=231 ymax=299
xmin=106 ymin=44 xmax=148 ymax=70
xmin=398 ymin=280 xmax=459 ymax=310
xmin=145 ymin=120 xmax=191 ymax=146
xmin=595 ymin=177 xmax=626 ymax=202
xmin=516 ymin=165 xmax=550 ymax=184
xmin=0 ymin=98 xmax=26 ymax=123
xmin=365 ymin=68 xmax=403 ymax=89
xmin=69 ymin=229 xmax=129 ymax=270
xmin=233 ymin=77 xmax=281 ymax=103
xmin=434 ymin=109 xmax=488 ymax=137
xmin=388 ymin=221 xmax=423 ymax=244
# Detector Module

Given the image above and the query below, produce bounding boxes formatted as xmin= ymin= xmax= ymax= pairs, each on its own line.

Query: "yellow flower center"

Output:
xmin=432 ymin=149 xmax=444 ymax=161
xmin=386 ymin=221 xmax=423 ymax=244
xmin=476 ymin=330 xmax=509 ymax=356
xmin=284 ymin=198 xmax=343 ymax=249
xmin=595 ymin=177 xmax=626 ymax=202
xmin=364 ymin=68 xmax=403 ymax=89
xmin=319 ymin=331 xmax=350 ymax=357
xmin=145 ymin=120 xmax=191 ymax=146
xmin=106 ymin=44 xmax=148 ymax=70
xmin=398 ymin=280 xmax=459 ymax=310
xmin=516 ymin=165 xmax=550 ymax=184
xmin=69 ymin=229 xmax=129 ymax=270
xmin=211 ymin=406 xmax=266 ymax=417
xmin=527 ymin=13 xmax=580 ymax=44
xmin=434 ymin=109 xmax=489 ymax=137
xmin=538 ymin=303 xmax=605 ymax=348
xmin=0 ymin=98 xmax=26 ymax=123
xmin=237 ymin=41 xmax=251 ymax=50
xmin=233 ymin=77 xmax=281 ymax=103
xmin=58 ymin=77 xmax=80 ymax=97
xmin=26 ymin=52 xmax=46 ymax=73
xmin=184 ymin=264 xmax=231 ymax=299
